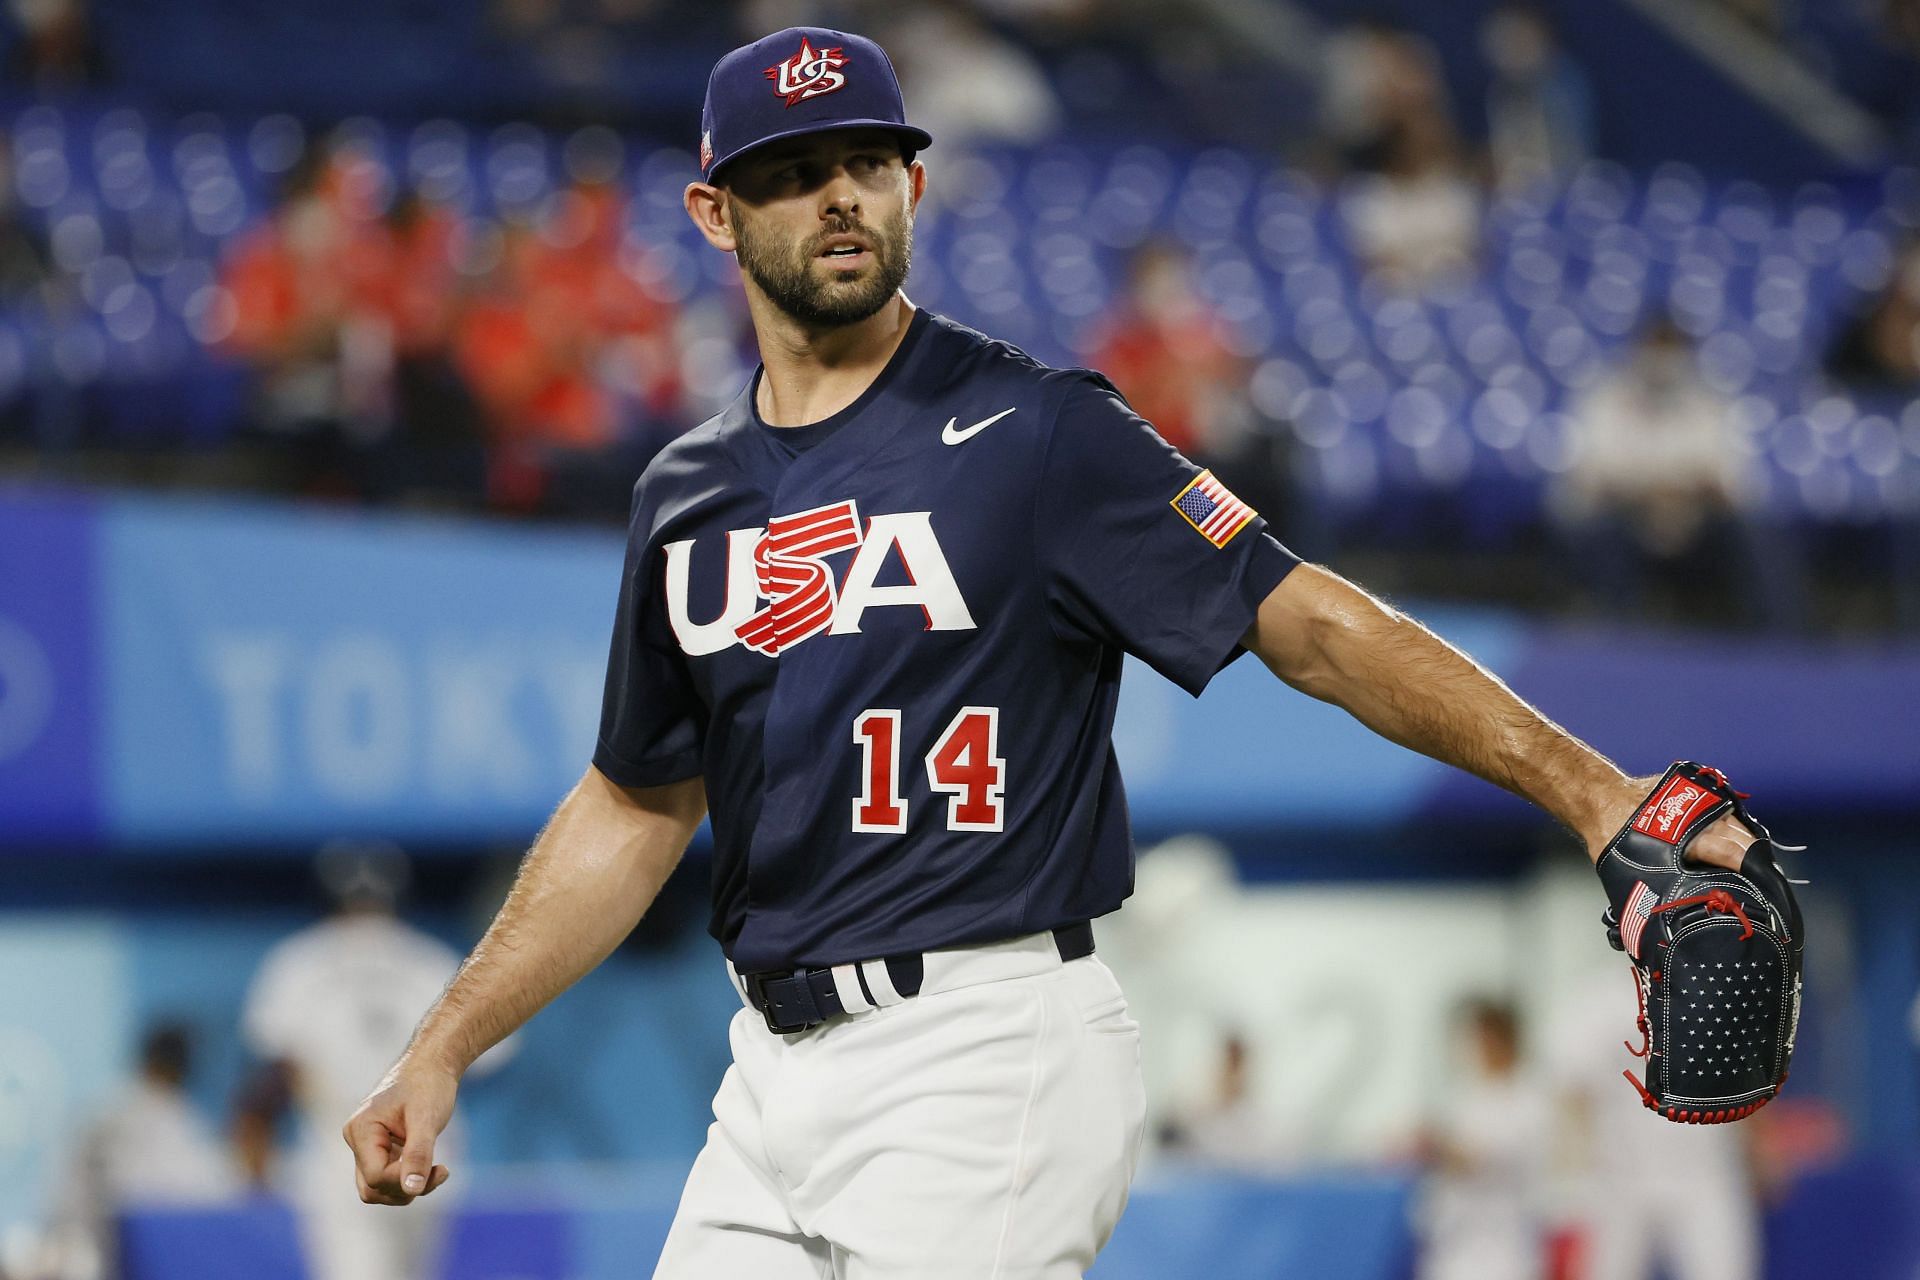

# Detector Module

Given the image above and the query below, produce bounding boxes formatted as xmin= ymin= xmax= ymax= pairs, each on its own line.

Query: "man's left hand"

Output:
xmin=1585 ymin=774 xmax=1751 ymax=871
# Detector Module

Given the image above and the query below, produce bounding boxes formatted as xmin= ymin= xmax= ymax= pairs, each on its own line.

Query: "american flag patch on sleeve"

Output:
xmin=1170 ymin=470 xmax=1256 ymax=547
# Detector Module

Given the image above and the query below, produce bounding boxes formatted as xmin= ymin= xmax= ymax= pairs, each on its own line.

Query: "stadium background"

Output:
xmin=2 ymin=0 xmax=1919 ymax=1276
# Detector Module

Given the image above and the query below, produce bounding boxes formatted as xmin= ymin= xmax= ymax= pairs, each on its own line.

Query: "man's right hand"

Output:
xmin=342 ymin=1062 xmax=460 ymax=1205
xmin=333 ymin=769 xmax=705 ymax=1207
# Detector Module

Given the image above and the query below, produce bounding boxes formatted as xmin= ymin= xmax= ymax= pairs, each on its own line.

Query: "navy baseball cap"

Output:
xmin=699 ymin=27 xmax=933 ymax=182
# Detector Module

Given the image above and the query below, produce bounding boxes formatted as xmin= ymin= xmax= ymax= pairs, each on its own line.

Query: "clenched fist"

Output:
xmin=342 ymin=1063 xmax=460 ymax=1206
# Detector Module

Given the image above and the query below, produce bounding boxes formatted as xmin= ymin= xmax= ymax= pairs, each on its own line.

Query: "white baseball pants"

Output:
xmin=1581 ymin=1177 xmax=1760 ymax=1280
xmin=653 ymin=932 xmax=1148 ymax=1279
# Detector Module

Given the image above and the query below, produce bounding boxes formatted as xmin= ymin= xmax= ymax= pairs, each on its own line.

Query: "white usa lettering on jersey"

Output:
xmin=664 ymin=509 xmax=976 ymax=657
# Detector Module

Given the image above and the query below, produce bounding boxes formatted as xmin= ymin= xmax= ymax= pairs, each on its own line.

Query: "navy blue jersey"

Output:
xmin=593 ymin=309 xmax=1298 ymax=972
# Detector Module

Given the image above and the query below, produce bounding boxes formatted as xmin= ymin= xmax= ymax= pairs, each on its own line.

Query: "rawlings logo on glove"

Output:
xmin=1596 ymin=762 xmax=1805 ymax=1125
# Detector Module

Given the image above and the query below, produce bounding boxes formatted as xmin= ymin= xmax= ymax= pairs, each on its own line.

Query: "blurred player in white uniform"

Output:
xmin=1159 ymin=1030 xmax=1302 ymax=1174
xmin=40 ymin=1023 xmax=238 ymax=1280
xmin=1549 ymin=968 xmax=1759 ymax=1280
xmin=1416 ymin=999 xmax=1552 ymax=1280
xmin=242 ymin=844 xmax=511 ymax=1280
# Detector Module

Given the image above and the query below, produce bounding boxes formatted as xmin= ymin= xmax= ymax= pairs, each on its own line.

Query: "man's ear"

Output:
xmin=908 ymin=160 xmax=927 ymax=212
xmin=684 ymin=181 xmax=737 ymax=253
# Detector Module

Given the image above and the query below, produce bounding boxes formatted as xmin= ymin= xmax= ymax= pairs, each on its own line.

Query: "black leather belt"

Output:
xmin=741 ymin=922 xmax=1096 ymax=1035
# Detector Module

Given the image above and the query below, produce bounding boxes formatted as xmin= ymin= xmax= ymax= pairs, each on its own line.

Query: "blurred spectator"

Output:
xmin=881 ymin=2 xmax=1062 ymax=149
xmin=0 ymin=135 xmax=61 ymax=440
xmin=1342 ymin=112 xmax=1482 ymax=291
xmin=1317 ymin=18 xmax=1391 ymax=164
xmin=1413 ymin=999 xmax=1551 ymax=1280
xmin=1551 ymin=315 xmax=1806 ymax=630
xmin=5 ymin=0 xmax=105 ymax=88
xmin=220 ymin=144 xmax=401 ymax=496
xmin=1481 ymin=4 xmax=1594 ymax=191
xmin=1084 ymin=242 xmax=1300 ymax=537
xmin=1088 ymin=240 xmax=1249 ymax=461
xmin=452 ymin=177 xmax=685 ymax=516
xmin=40 ymin=1022 xmax=239 ymax=1280
xmin=1159 ymin=1030 xmax=1301 ymax=1174
xmin=1319 ymin=21 xmax=1452 ymax=174
xmin=362 ymin=191 xmax=489 ymax=506
xmin=1825 ymin=237 xmax=1920 ymax=390
xmin=238 ymin=842 xmax=513 ymax=1280
xmin=0 ymin=140 xmax=52 ymax=302
xmin=1822 ymin=235 xmax=1920 ymax=632
xmin=1318 ymin=20 xmax=1476 ymax=284
xmin=1548 ymin=968 xmax=1761 ymax=1280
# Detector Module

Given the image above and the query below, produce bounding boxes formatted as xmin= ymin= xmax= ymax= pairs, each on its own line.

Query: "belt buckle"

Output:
xmin=744 ymin=969 xmax=816 ymax=1035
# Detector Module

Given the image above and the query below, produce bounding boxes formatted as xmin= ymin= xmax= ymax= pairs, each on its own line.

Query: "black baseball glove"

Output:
xmin=1595 ymin=761 xmax=1804 ymax=1124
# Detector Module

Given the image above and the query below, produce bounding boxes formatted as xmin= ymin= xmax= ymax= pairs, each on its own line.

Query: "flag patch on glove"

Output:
xmin=1619 ymin=880 xmax=1657 ymax=959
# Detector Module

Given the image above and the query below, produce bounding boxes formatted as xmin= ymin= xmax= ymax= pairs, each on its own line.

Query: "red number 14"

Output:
xmin=852 ymin=707 xmax=1005 ymax=834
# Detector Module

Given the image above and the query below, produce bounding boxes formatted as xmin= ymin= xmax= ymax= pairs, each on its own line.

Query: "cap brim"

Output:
xmin=707 ymin=120 xmax=933 ymax=181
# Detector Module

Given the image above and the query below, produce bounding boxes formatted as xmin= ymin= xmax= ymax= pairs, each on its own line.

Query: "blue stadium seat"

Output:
xmin=3 ymin=105 xmax=1914 ymax=527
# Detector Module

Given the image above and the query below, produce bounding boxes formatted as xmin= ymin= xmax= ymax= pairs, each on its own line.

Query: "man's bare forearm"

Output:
xmin=398 ymin=768 xmax=706 ymax=1077
xmin=1245 ymin=565 xmax=1630 ymax=842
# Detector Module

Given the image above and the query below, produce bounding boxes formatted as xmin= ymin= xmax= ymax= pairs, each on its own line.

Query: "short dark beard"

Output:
xmin=729 ymin=196 xmax=913 ymax=329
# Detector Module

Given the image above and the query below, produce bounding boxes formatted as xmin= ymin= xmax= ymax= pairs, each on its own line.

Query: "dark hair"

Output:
xmin=1641 ymin=310 xmax=1689 ymax=348
xmin=141 ymin=1021 xmax=193 ymax=1081
xmin=1460 ymin=997 xmax=1519 ymax=1045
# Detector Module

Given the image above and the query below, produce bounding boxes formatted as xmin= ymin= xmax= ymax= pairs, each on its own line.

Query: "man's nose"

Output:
xmin=822 ymin=169 xmax=861 ymax=220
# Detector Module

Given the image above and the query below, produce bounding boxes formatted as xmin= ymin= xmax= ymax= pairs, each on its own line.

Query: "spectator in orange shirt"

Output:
xmin=454 ymin=180 xmax=686 ymax=515
xmin=219 ymin=148 xmax=362 ymax=492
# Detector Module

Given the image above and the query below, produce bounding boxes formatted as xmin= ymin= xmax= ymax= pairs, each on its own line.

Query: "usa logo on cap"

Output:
xmin=766 ymin=36 xmax=850 ymax=107
xmin=698 ymin=26 xmax=933 ymax=180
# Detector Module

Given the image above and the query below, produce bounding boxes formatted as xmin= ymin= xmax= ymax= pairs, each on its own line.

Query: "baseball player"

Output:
xmin=247 ymin=845 xmax=512 ymax=1280
xmin=343 ymin=26 xmax=1758 ymax=1278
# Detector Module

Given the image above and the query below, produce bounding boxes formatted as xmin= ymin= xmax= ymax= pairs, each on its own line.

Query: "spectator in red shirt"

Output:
xmin=1088 ymin=240 xmax=1243 ymax=460
xmin=1087 ymin=240 xmax=1318 ymax=554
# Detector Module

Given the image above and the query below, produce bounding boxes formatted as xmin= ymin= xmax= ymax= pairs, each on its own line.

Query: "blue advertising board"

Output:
xmin=0 ymin=489 xmax=101 ymax=843
xmin=97 ymin=496 xmax=622 ymax=846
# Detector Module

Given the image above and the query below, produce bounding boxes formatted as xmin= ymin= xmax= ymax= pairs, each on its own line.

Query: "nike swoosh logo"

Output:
xmin=942 ymin=407 xmax=1016 ymax=445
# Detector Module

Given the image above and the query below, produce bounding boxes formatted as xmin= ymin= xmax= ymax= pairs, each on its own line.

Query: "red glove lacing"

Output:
xmin=1649 ymin=889 xmax=1753 ymax=940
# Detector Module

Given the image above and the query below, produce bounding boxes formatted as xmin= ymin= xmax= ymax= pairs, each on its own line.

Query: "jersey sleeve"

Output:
xmin=591 ymin=507 xmax=706 ymax=787
xmin=1035 ymin=370 xmax=1299 ymax=696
